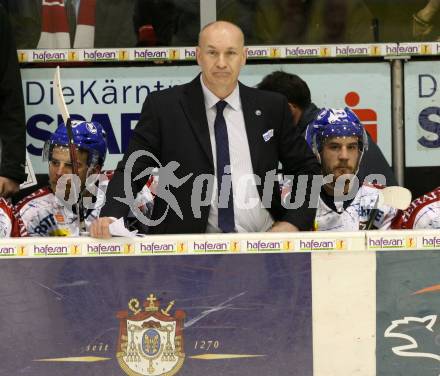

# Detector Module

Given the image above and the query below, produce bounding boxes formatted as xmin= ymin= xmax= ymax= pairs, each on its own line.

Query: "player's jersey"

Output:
xmin=15 ymin=172 xmax=154 ymax=237
xmin=14 ymin=181 xmax=108 ymax=237
xmin=392 ymin=186 xmax=440 ymax=229
xmin=0 ymin=198 xmax=26 ymax=237
xmin=314 ymin=183 xmax=398 ymax=231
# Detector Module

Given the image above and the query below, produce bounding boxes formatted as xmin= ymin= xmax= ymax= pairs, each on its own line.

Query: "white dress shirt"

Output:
xmin=200 ymin=76 xmax=274 ymax=233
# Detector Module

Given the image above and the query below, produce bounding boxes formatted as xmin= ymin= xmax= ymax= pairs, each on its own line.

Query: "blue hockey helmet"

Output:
xmin=305 ymin=107 xmax=368 ymax=157
xmin=43 ymin=120 xmax=107 ymax=166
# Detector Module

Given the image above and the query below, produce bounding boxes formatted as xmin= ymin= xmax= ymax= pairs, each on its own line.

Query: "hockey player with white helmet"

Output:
xmin=303 ymin=107 xmax=398 ymax=231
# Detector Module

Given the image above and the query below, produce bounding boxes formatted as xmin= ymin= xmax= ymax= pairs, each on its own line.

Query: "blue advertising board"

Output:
xmin=0 ymin=253 xmax=312 ymax=376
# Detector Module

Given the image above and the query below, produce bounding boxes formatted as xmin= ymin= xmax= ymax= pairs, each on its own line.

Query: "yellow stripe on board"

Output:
xmin=190 ymin=354 xmax=265 ymax=360
xmin=34 ymin=356 xmax=111 ymax=362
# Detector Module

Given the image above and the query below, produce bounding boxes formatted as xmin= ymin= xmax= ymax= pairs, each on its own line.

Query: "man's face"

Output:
xmin=321 ymin=136 xmax=360 ymax=183
xmin=196 ymin=22 xmax=246 ymax=98
xmin=48 ymin=146 xmax=90 ymax=197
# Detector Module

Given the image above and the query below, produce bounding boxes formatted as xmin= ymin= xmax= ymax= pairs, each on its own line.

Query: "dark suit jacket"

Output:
xmin=0 ymin=4 xmax=26 ymax=183
xmin=100 ymin=76 xmax=321 ymax=234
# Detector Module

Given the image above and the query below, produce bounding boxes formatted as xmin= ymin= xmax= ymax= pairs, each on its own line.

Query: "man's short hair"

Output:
xmin=257 ymin=71 xmax=311 ymax=110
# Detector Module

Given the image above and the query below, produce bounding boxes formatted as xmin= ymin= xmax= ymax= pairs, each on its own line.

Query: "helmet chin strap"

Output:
xmin=353 ymin=150 xmax=364 ymax=177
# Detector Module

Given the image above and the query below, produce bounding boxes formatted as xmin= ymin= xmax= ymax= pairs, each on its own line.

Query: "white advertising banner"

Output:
xmin=405 ymin=61 xmax=440 ymax=167
xmin=22 ymin=63 xmax=391 ymax=174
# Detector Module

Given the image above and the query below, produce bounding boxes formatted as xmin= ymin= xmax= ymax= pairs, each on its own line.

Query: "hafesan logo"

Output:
xmin=124 ymin=244 xmax=133 ymax=254
xmin=68 ymin=51 xmax=77 ymax=61
xmin=19 ymin=51 xmax=27 ymax=63
xmin=370 ymin=45 xmax=381 ymax=56
xmin=406 ymin=236 xmax=416 ymax=248
xmin=169 ymin=49 xmax=180 ymax=60
xmin=70 ymin=244 xmax=81 ymax=255
xmin=270 ymin=48 xmax=280 ymax=58
xmin=320 ymin=47 xmax=330 ymax=57
xmin=421 ymin=44 xmax=432 ymax=55
xmin=336 ymin=240 xmax=346 ymax=250
xmin=119 ymin=50 xmax=128 ymax=61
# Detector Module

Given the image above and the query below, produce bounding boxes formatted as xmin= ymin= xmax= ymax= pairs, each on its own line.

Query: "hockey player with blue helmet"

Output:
xmin=42 ymin=120 xmax=107 ymax=197
xmin=305 ymin=107 xmax=368 ymax=177
xmin=44 ymin=120 xmax=107 ymax=167
xmin=14 ymin=120 xmax=112 ymax=236
xmin=302 ymin=108 xmax=397 ymax=231
xmin=15 ymin=120 xmax=154 ymax=236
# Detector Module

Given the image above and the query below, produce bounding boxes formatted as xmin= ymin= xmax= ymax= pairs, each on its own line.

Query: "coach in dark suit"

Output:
xmin=91 ymin=21 xmax=320 ymax=237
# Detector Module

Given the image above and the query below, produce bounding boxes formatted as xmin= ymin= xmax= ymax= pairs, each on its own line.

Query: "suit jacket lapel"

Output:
xmin=179 ymin=78 xmax=265 ymax=173
xmin=240 ymin=82 xmax=265 ymax=177
xmin=180 ymin=76 xmax=214 ymax=167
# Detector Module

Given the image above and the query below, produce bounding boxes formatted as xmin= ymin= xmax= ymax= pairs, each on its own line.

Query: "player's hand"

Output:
xmin=0 ymin=177 xmax=20 ymax=198
xmin=90 ymin=217 xmax=115 ymax=238
xmin=268 ymin=221 xmax=299 ymax=232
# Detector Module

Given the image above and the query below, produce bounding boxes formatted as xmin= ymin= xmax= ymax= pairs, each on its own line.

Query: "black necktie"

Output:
xmin=214 ymin=100 xmax=235 ymax=233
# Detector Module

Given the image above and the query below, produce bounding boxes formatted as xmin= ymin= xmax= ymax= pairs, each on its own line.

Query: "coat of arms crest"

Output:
xmin=116 ymin=293 xmax=185 ymax=376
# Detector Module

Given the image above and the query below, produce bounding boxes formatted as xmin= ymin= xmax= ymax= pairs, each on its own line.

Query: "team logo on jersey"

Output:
xmin=116 ymin=293 xmax=185 ymax=376
xmin=54 ymin=211 xmax=65 ymax=223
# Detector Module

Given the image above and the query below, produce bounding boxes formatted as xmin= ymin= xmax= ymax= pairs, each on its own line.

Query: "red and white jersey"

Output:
xmin=314 ymin=183 xmax=398 ymax=231
xmin=392 ymin=186 xmax=440 ymax=229
xmin=15 ymin=172 xmax=154 ymax=237
xmin=14 ymin=178 xmax=108 ymax=237
xmin=0 ymin=198 xmax=26 ymax=237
